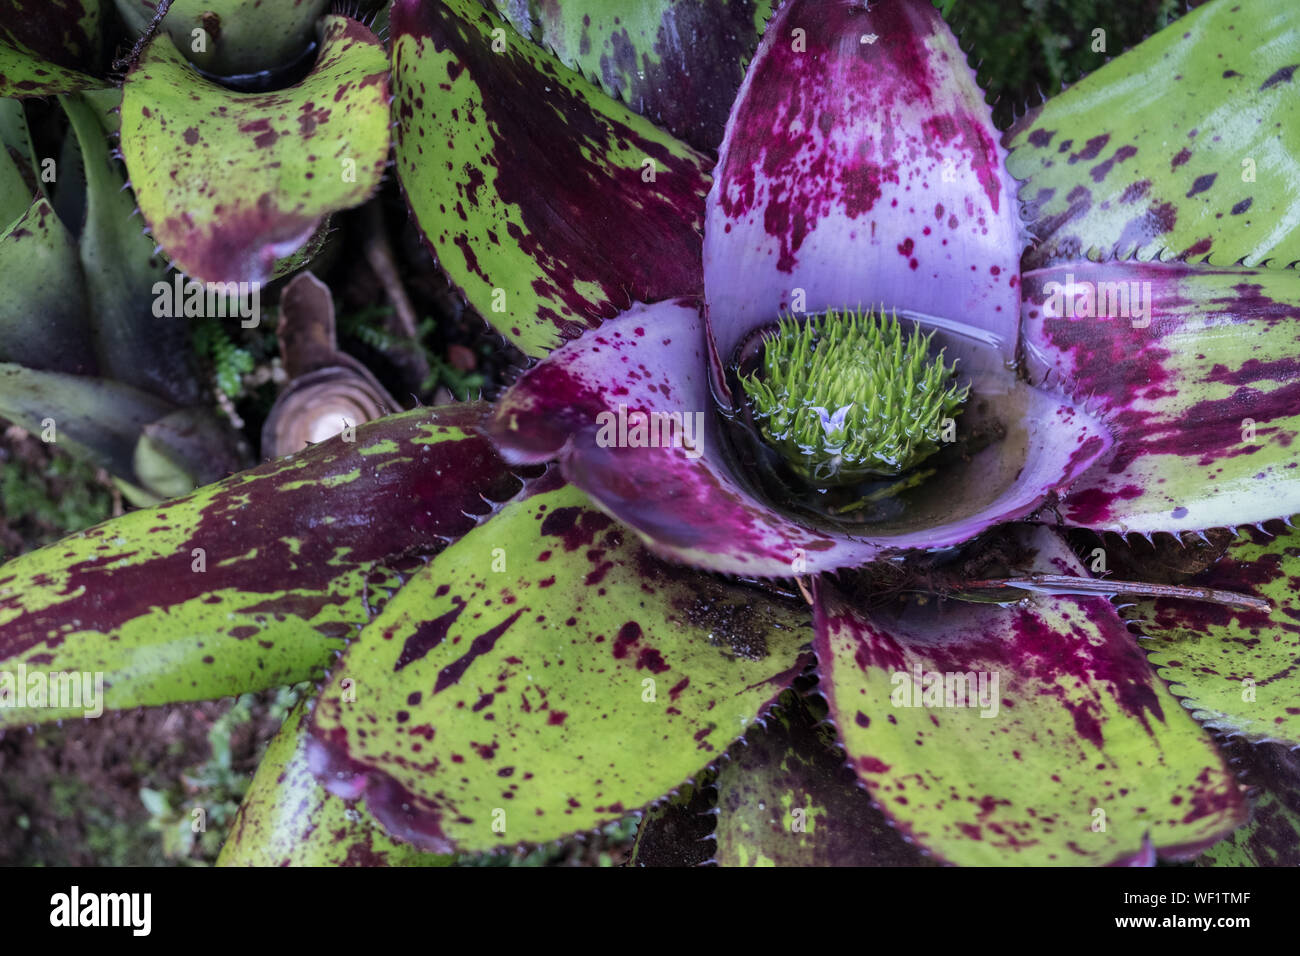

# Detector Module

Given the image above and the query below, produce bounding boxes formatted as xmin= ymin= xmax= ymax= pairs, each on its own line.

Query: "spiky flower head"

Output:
xmin=740 ymin=307 xmax=968 ymax=486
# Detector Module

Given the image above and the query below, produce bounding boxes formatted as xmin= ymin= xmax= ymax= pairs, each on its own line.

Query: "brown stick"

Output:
xmin=963 ymin=574 xmax=1270 ymax=613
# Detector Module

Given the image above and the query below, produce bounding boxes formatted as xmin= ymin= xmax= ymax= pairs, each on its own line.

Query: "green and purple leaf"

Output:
xmin=1021 ymin=261 xmax=1300 ymax=533
xmin=0 ymin=405 xmax=522 ymax=726
xmin=487 ymin=0 xmax=773 ymax=152
xmin=390 ymin=0 xmax=710 ymax=358
xmin=0 ymin=0 xmax=104 ymax=97
xmin=218 ymin=692 xmax=453 ymax=866
xmin=491 ymin=300 xmax=1111 ymax=577
xmin=307 ymin=478 xmax=814 ymax=852
xmin=0 ymin=199 xmax=99 ymax=374
xmin=1130 ymin=521 xmax=1300 ymax=746
xmin=704 ymin=0 xmax=1023 ymax=365
xmin=1199 ymin=741 xmax=1300 ymax=867
xmin=814 ymin=525 xmax=1247 ymax=865
xmin=713 ymin=690 xmax=936 ymax=866
xmin=1007 ymin=0 xmax=1300 ymax=269
xmin=120 ymin=14 xmax=390 ymax=282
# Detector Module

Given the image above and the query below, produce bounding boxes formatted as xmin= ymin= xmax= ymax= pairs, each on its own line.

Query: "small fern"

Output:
xmin=192 ymin=318 xmax=255 ymax=399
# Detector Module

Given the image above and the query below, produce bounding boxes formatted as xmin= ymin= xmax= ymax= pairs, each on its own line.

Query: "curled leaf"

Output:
xmin=120 ymin=15 xmax=390 ymax=282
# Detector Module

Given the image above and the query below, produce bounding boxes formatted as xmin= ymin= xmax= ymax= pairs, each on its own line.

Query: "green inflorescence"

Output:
xmin=740 ymin=307 xmax=969 ymax=486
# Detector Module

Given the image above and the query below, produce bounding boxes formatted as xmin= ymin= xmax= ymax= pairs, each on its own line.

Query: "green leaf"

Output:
xmin=61 ymin=91 xmax=199 ymax=406
xmin=0 ymin=126 xmax=31 ymax=225
xmin=814 ymin=525 xmax=1247 ymax=866
xmin=132 ymin=407 xmax=248 ymax=499
xmin=486 ymin=0 xmax=772 ymax=152
xmin=0 ymin=364 xmax=176 ymax=479
xmin=1007 ymin=0 xmax=1300 ymax=268
xmin=0 ymin=0 xmax=105 ymax=98
xmin=114 ymin=0 xmax=330 ymax=77
xmin=120 ymin=14 xmax=389 ymax=282
xmin=713 ymin=690 xmax=935 ymax=867
xmin=308 ymin=480 xmax=813 ymax=852
xmin=218 ymin=691 xmax=453 ymax=866
xmin=1022 ymin=262 xmax=1300 ymax=534
xmin=1132 ymin=522 xmax=1300 ymax=746
xmin=0 ymin=404 xmax=525 ymax=726
xmin=0 ymin=200 xmax=98 ymax=374
xmin=0 ymin=96 xmax=37 ymax=175
xmin=1198 ymin=741 xmax=1300 ymax=867
xmin=390 ymin=0 xmax=709 ymax=358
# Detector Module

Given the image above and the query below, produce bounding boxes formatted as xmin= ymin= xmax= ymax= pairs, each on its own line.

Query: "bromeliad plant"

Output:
xmin=2 ymin=0 xmax=1300 ymax=866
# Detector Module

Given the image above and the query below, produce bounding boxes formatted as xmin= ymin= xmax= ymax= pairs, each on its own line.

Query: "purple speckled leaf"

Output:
xmin=0 ymin=404 xmax=523 ymax=725
xmin=704 ymin=0 xmax=1022 ymax=366
xmin=1021 ymin=261 xmax=1300 ymax=533
xmin=120 ymin=15 xmax=390 ymax=283
xmin=491 ymin=300 xmax=1111 ymax=577
xmin=713 ymin=690 xmax=937 ymax=866
xmin=814 ymin=525 xmax=1248 ymax=866
xmin=487 ymin=0 xmax=773 ymax=153
xmin=0 ymin=0 xmax=104 ymax=97
xmin=1131 ymin=521 xmax=1300 ymax=746
xmin=1006 ymin=0 xmax=1300 ymax=270
xmin=307 ymin=476 xmax=813 ymax=852
xmin=1200 ymin=740 xmax=1300 ymax=867
xmin=218 ymin=692 xmax=452 ymax=867
xmin=390 ymin=0 xmax=710 ymax=358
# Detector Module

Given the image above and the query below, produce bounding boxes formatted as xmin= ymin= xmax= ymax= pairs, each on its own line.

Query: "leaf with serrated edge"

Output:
xmin=627 ymin=777 xmax=717 ymax=867
xmin=62 ymin=92 xmax=198 ymax=406
xmin=1006 ymin=0 xmax=1300 ymax=269
xmin=218 ymin=691 xmax=453 ymax=866
xmin=0 ymin=405 xmax=522 ymax=726
xmin=1198 ymin=741 xmax=1300 ymax=867
xmin=120 ymin=15 xmax=389 ymax=282
xmin=713 ymin=691 xmax=936 ymax=866
xmin=1022 ymin=261 xmax=1300 ymax=534
xmin=308 ymin=478 xmax=813 ymax=852
xmin=814 ymin=525 xmax=1246 ymax=866
xmin=487 ymin=0 xmax=771 ymax=152
xmin=1131 ymin=522 xmax=1300 ymax=746
xmin=390 ymin=0 xmax=709 ymax=358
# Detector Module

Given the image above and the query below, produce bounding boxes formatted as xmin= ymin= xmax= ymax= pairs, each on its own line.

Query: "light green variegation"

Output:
xmin=0 ymin=406 xmax=515 ymax=726
xmin=713 ymin=692 xmax=935 ymax=867
xmin=1132 ymin=524 xmax=1300 ymax=745
xmin=488 ymin=0 xmax=771 ymax=150
xmin=1007 ymin=0 xmax=1300 ymax=268
xmin=114 ymin=0 xmax=330 ymax=77
xmin=816 ymin=526 xmax=1246 ymax=866
xmin=120 ymin=14 xmax=389 ymax=282
xmin=1022 ymin=264 xmax=1300 ymax=534
xmin=0 ymin=41 xmax=102 ymax=99
xmin=391 ymin=0 xmax=709 ymax=357
xmin=0 ymin=0 xmax=104 ymax=97
xmin=309 ymin=481 xmax=812 ymax=852
xmin=219 ymin=693 xmax=453 ymax=866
